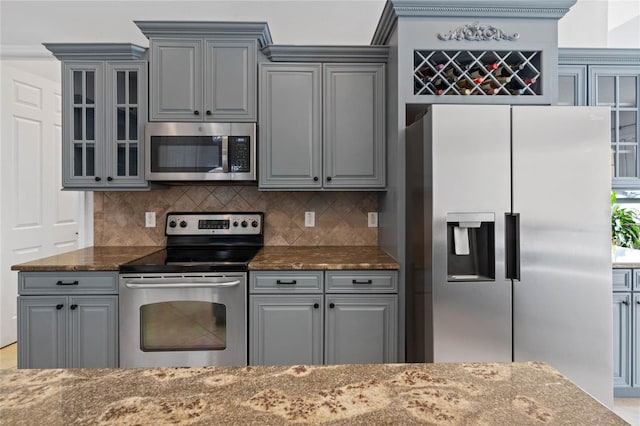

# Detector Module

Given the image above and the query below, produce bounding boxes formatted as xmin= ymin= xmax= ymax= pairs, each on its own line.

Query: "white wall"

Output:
xmin=559 ymin=0 xmax=640 ymax=47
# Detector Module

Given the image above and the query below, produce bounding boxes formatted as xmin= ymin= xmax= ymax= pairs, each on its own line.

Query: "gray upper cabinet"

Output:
xmin=149 ymin=39 xmax=256 ymax=121
xmin=323 ymin=64 xmax=385 ymax=189
xmin=137 ymin=21 xmax=272 ymax=123
xmin=259 ymin=63 xmax=322 ymax=189
xmin=150 ymin=40 xmax=203 ymax=121
xmin=45 ymin=44 xmax=149 ymax=190
xmin=205 ymin=40 xmax=256 ymax=120
xmin=259 ymin=61 xmax=386 ymax=190
xmin=558 ymin=49 xmax=640 ymax=189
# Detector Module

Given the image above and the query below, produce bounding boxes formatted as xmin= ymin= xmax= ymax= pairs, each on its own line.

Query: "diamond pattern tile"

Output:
xmin=94 ymin=186 xmax=378 ymax=246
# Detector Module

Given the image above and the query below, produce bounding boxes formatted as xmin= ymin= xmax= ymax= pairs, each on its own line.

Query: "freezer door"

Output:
xmin=430 ymin=104 xmax=512 ymax=362
xmin=511 ymin=106 xmax=613 ymax=406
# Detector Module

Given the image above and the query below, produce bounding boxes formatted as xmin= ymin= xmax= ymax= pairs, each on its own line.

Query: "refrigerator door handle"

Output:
xmin=505 ymin=213 xmax=520 ymax=281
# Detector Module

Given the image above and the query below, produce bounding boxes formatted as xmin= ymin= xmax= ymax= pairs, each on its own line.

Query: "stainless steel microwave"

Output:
xmin=145 ymin=122 xmax=256 ymax=181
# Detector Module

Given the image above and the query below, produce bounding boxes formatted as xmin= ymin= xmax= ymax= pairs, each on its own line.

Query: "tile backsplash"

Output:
xmin=94 ymin=185 xmax=378 ymax=246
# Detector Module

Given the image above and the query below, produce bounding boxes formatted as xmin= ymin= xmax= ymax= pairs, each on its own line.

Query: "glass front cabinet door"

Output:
xmin=63 ymin=61 xmax=147 ymax=189
xmin=590 ymin=66 xmax=640 ymax=189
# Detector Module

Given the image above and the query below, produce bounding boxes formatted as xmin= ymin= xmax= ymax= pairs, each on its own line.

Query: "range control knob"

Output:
xmin=180 ymin=221 xmax=187 ymax=228
xmin=233 ymin=221 xmax=239 ymax=227
xmin=169 ymin=220 xmax=177 ymax=228
xmin=241 ymin=220 xmax=248 ymax=228
xmin=251 ymin=220 xmax=259 ymax=228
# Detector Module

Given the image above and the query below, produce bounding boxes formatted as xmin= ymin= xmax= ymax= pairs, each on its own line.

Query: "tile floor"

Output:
xmin=0 ymin=343 xmax=638 ymax=424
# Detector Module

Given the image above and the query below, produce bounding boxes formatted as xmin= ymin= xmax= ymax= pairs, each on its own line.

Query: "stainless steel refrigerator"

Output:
xmin=405 ymin=104 xmax=613 ymax=406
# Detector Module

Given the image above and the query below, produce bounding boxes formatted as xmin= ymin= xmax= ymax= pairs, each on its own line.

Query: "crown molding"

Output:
xmin=558 ymin=48 xmax=640 ymax=65
xmin=43 ymin=43 xmax=147 ymax=61
xmin=372 ymin=0 xmax=576 ymax=45
xmin=262 ymin=45 xmax=389 ymax=63
xmin=135 ymin=21 xmax=273 ymax=48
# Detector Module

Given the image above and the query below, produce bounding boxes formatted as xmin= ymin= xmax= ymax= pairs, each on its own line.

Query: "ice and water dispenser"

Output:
xmin=446 ymin=213 xmax=495 ymax=282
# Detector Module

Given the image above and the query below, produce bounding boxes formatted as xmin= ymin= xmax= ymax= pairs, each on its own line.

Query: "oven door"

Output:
xmin=119 ymin=272 xmax=247 ymax=368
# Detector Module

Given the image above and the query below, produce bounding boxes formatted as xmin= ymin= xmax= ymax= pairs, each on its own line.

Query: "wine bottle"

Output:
xmin=427 ymin=77 xmax=449 ymax=95
xmin=485 ymin=63 xmax=499 ymax=71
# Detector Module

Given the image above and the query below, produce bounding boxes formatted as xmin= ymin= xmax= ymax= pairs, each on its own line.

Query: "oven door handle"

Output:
xmin=123 ymin=279 xmax=241 ymax=289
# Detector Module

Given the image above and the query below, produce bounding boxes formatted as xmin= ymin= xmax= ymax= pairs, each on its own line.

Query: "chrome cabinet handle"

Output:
xmin=124 ymin=280 xmax=240 ymax=289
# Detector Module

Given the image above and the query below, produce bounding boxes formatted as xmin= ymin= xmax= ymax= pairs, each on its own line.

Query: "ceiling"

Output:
xmin=0 ymin=0 xmax=387 ymax=58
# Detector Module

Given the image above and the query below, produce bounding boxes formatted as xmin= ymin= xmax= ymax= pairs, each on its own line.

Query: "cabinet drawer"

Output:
xmin=614 ymin=269 xmax=633 ymax=291
xmin=325 ymin=270 xmax=397 ymax=293
xmin=250 ymin=271 xmax=323 ymax=293
xmin=19 ymin=272 xmax=118 ymax=295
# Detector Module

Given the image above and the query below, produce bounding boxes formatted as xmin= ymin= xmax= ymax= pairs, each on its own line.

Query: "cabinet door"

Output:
xmin=259 ymin=63 xmax=322 ymax=189
xmin=105 ymin=62 xmax=147 ymax=187
xmin=204 ymin=40 xmax=256 ymax=121
xmin=62 ymin=62 xmax=104 ymax=187
xmin=18 ymin=296 xmax=66 ymax=368
xmin=68 ymin=296 xmax=118 ymax=368
xmin=612 ymin=293 xmax=632 ymax=390
xmin=250 ymin=295 xmax=323 ymax=365
xmin=634 ymin=294 xmax=640 ymax=388
xmin=150 ymin=39 xmax=203 ymax=121
xmin=590 ymin=66 xmax=640 ymax=189
xmin=323 ymin=63 xmax=385 ymax=188
xmin=325 ymin=295 xmax=397 ymax=365
xmin=557 ymin=65 xmax=586 ymax=106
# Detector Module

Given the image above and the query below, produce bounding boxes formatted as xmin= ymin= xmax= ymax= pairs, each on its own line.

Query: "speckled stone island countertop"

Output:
xmin=10 ymin=246 xmax=162 ymax=272
xmin=248 ymin=246 xmax=399 ymax=270
xmin=0 ymin=362 xmax=623 ymax=425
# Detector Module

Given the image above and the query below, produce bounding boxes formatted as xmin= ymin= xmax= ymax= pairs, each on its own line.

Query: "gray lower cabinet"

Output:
xmin=148 ymin=38 xmax=256 ymax=122
xmin=250 ymin=295 xmax=323 ymax=366
xmin=259 ymin=63 xmax=386 ymax=190
xmin=324 ymin=295 xmax=396 ymax=365
xmin=249 ymin=270 xmax=397 ymax=365
xmin=17 ymin=271 xmax=118 ymax=369
xmin=612 ymin=268 xmax=640 ymax=396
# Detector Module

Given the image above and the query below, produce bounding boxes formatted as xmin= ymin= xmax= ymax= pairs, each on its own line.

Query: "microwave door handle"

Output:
xmin=222 ymin=135 xmax=229 ymax=173
xmin=124 ymin=279 xmax=241 ymax=289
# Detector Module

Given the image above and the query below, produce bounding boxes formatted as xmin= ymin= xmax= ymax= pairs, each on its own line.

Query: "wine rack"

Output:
xmin=414 ymin=50 xmax=542 ymax=97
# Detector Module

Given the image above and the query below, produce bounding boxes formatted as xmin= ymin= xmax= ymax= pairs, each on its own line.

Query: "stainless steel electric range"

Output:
xmin=119 ymin=212 xmax=263 ymax=368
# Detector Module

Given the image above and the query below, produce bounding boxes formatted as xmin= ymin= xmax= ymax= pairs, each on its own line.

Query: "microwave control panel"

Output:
xmin=166 ymin=212 xmax=263 ymax=236
xmin=229 ymin=136 xmax=251 ymax=173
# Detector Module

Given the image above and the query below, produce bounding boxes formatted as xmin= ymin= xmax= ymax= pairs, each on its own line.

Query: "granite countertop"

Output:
xmin=10 ymin=246 xmax=162 ymax=272
xmin=249 ymin=246 xmax=399 ymax=270
xmin=0 ymin=362 xmax=623 ymax=425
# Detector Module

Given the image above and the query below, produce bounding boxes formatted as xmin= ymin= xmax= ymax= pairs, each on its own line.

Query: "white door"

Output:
xmin=0 ymin=63 xmax=81 ymax=347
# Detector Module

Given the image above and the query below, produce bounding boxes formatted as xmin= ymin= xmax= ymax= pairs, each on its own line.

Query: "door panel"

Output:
xmin=69 ymin=296 xmax=118 ymax=368
xmin=324 ymin=295 xmax=397 ymax=364
xmin=150 ymin=40 xmax=202 ymax=121
xmin=512 ymin=106 xmax=612 ymax=406
xmin=259 ymin=64 xmax=322 ymax=188
xmin=250 ymin=295 xmax=323 ymax=366
xmin=429 ymin=104 xmax=512 ymax=362
xmin=1 ymin=65 xmax=80 ymax=346
xmin=205 ymin=40 xmax=256 ymax=121
xmin=323 ymin=64 xmax=385 ymax=188
xmin=18 ymin=296 xmax=66 ymax=368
